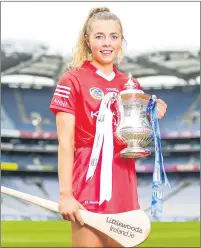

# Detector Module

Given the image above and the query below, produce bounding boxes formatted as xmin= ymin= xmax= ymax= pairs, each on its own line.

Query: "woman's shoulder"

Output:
xmin=62 ymin=66 xmax=88 ymax=81
xmin=58 ymin=68 xmax=83 ymax=85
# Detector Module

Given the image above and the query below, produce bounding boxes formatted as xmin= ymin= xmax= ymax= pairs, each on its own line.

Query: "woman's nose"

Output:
xmin=102 ymin=37 xmax=111 ymax=46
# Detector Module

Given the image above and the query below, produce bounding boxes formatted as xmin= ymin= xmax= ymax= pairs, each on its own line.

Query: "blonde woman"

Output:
xmin=50 ymin=7 xmax=167 ymax=247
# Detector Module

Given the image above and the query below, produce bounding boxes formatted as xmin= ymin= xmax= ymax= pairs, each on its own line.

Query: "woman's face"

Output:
xmin=87 ymin=20 xmax=122 ymax=65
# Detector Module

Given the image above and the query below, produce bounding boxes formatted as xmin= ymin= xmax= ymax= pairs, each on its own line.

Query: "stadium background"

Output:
xmin=1 ymin=2 xmax=200 ymax=247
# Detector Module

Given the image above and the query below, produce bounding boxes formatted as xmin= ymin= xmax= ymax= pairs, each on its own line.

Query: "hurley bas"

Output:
xmin=106 ymin=217 xmax=142 ymax=238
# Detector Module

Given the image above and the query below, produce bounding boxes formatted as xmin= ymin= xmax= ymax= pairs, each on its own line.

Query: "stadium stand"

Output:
xmin=1 ymin=175 xmax=58 ymax=217
xmin=1 ymin=106 xmax=16 ymax=130
xmin=1 ymin=41 xmax=200 ymax=221
xmin=147 ymin=87 xmax=200 ymax=132
xmin=1 ymin=85 xmax=200 ymax=132
xmin=1 ymin=173 xmax=199 ymax=220
xmin=138 ymin=174 xmax=200 ymax=219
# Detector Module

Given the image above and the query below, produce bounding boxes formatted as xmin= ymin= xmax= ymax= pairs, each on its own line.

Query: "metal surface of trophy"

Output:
xmin=115 ymin=73 xmax=155 ymax=158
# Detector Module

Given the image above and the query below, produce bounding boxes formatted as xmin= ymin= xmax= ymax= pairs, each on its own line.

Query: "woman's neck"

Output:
xmin=90 ymin=60 xmax=114 ymax=75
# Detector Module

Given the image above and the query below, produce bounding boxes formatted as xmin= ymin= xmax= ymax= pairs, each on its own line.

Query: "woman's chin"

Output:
xmin=98 ymin=56 xmax=114 ymax=65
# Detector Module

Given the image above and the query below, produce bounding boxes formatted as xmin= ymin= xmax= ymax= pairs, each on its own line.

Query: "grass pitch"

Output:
xmin=1 ymin=221 xmax=200 ymax=247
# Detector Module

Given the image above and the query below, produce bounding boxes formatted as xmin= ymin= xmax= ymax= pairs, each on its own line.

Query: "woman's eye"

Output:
xmin=95 ymin=35 xmax=103 ymax=40
xmin=111 ymin=36 xmax=118 ymax=40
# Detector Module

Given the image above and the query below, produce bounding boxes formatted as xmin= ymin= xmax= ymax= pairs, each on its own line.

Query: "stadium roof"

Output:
xmin=2 ymin=54 xmax=65 ymax=82
xmin=118 ymin=50 xmax=200 ymax=82
xmin=1 ymin=49 xmax=200 ymax=88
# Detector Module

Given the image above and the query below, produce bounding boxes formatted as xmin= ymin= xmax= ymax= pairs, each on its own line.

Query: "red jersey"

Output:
xmin=50 ymin=61 xmax=141 ymax=213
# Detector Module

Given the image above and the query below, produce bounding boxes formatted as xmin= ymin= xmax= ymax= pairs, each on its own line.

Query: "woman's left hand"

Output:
xmin=156 ymin=99 xmax=167 ymax=120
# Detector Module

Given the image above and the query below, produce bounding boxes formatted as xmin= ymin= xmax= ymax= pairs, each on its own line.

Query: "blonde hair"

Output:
xmin=69 ymin=7 xmax=125 ymax=69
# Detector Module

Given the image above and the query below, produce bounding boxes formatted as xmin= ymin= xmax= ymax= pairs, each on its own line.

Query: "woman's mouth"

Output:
xmin=100 ymin=50 xmax=113 ymax=56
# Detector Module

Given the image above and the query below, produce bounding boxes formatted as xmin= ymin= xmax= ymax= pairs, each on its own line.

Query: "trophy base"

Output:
xmin=120 ymin=147 xmax=151 ymax=158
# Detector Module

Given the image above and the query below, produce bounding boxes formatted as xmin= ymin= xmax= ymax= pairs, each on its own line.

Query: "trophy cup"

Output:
xmin=115 ymin=73 xmax=155 ymax=158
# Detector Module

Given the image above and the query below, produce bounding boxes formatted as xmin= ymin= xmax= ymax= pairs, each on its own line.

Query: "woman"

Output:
xmin=50 ymin=7 xmax=167 ymax=247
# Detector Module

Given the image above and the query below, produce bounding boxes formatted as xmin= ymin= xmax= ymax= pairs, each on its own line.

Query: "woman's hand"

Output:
xmin=156 ymin=99 xmax=167 ymax=120
xmin=59 ymin=194 xmax=86 ymax=226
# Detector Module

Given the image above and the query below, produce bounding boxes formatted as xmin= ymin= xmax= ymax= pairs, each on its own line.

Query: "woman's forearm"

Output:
xmin=58 ymin=144 xmax=74 ymax=197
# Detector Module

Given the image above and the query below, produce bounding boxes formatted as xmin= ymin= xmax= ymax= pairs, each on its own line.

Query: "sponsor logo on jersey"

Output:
xmin=54 ymin=85 xmax=71 ymax=98
xmin=84 ymin=200 xmax=99 ymax=205
xmin=91 ymin=111 xmax=117 ymax=126
xmin=106 ymin=88 xmax=119 ymax=93
xmin=52 ymin=98 xmax=67 ymax=107
xmin=89 ymin=87 xmax=104 ymax=100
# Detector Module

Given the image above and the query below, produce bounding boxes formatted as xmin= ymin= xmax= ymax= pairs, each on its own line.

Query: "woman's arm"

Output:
xmin=56 ymin=112 xmax=85 ymax=225
xmin=56 ymin=112 xmax=75 ymax=197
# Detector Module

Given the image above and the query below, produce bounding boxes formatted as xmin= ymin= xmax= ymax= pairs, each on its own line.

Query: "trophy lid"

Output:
xmin=123 ymin=73 xmax=144 ymax=94
xmin=125 ymin=73 xmax=136 ymax=89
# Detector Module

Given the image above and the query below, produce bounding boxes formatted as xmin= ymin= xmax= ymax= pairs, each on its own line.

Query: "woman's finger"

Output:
xmin=78 ymin=203 xmax=87 ymax=210
xmin=156 ymin=107 xmax=164 ymax=119
xmin=62 ymin=214 xmax=70 ymax=221
xmin=157 ymin=99 xmax=167 ymax=108
xmin=157 ymin=102 xmax=167 ymax=109
xmin=158 ymin=106 xmax=166 ymax=114
xmin=74 ymin=211 xmax=84 ymax=226
xmin=68 ymin=212 xmax=76 ymax=222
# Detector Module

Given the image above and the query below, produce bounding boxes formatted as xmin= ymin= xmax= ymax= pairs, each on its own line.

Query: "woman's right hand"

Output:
xmin=59 ymin=194 xmax=86 ymax=226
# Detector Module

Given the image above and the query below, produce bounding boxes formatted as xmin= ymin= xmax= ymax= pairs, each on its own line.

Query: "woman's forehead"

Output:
xmin=90 ymin=20 xmax=121 ymax=34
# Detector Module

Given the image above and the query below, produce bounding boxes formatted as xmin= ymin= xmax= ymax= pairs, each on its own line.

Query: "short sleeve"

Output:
xmin=49 ymin=71 xmax=80 ymax=115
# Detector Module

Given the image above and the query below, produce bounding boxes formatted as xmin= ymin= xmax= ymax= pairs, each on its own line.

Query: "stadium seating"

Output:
xmin=1 ymin=175 xmax=58 ymax=217
xmin=2 ymin=151 xmax=199 ymax=168
xmin=146 ymin=87 xmax=200 ymax=132
xmin=1 ymin=86 xmax=56 ymax=131
xmin=18 ymin=87 xmax=55 ymax=122
xmin=1 ymin=153 xmax=58 ymax=167
xmin=137 ymin=174 xmax=200 ymax=220
xmin=138 ymin=156 xmax=199 ymax=166
xmin=1 ymin=85 xmax=200 ymax=132
xmin=1 ymin=84 xmax=200 ymax=221
xmin=162 ymin=183 xmax=200 ymax=218
xmin=1 ymin=106 xmax=16 ymax=129
xmin=1 ymin=174 xmax=199 ymax=220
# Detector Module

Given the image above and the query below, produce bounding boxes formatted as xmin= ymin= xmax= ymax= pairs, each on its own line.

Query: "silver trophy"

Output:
xmin=115 ymin=73 xmax=155 ymax=158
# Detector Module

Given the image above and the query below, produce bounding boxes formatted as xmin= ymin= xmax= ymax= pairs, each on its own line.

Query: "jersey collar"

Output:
xmin=95 ymin=70 xmax=115 ymax=82
xmin=82 ymin=60 xmax=118 ymax=75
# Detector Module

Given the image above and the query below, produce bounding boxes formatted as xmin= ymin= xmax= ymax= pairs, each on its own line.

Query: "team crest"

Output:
xmin=89 ymin=87 xmax=104 ymax=100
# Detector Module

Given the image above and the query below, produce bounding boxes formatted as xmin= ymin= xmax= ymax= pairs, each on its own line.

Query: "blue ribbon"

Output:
xmin=146 ymin=97 xmax=170 ymax=215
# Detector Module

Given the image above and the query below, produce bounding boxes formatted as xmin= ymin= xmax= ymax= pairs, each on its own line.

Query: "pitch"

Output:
xmin=1 ymin=221 xmax=200 ymax=247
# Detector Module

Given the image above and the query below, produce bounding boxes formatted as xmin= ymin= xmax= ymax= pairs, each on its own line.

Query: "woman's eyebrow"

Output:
xmin=94 ymin=32 xmax=104 ymax=35
xmin=94 ymin=32 xmax=120 ymax=35
xmin=110 ymin=32 xmax=120 ymax=35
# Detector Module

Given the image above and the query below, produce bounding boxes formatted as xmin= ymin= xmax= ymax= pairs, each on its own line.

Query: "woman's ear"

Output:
xmin=84 ymin=35 xmax=90 ymax=48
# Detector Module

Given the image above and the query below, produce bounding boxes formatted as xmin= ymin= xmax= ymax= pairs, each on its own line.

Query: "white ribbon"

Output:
xmin=86 ymin=92 xmax=116 ymax=205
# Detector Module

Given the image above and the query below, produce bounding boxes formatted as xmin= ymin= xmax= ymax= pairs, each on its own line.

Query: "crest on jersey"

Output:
xmin=89 ymin=87 xmax=104 ymax=100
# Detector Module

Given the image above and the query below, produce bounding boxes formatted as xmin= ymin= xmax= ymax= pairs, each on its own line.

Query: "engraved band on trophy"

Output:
xmin=115 ymin=73 xmax=156 ymax=158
